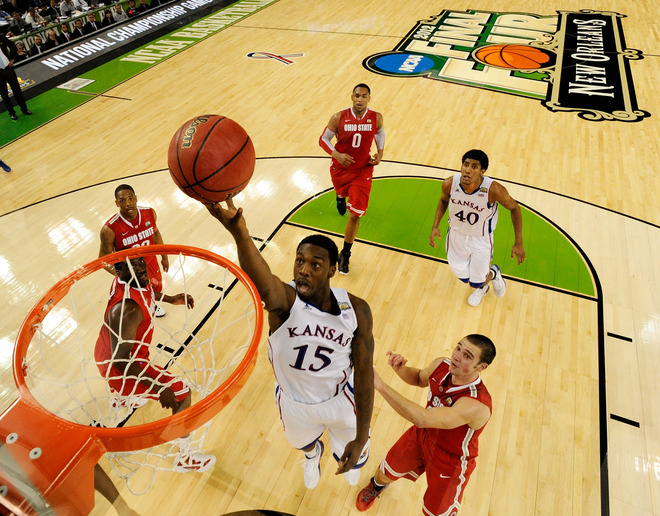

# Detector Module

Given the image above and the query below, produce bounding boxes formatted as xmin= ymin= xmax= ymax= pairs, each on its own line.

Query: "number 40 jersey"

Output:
xmin=268 ymin=285 xmax=357 ymax=404
xmin=448 ymin=174 xmax=499 ymax=237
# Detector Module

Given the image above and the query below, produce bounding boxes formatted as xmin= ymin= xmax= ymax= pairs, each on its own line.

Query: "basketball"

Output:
xmin=168 ymin=115 xmax=256 ymax=203
xmin=474 ymin=44 xmax=551 ymax=70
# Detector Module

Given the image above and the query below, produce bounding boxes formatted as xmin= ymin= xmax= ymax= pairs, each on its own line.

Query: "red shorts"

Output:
xmin=98 ymin=360 xmax=189 ymax=402
xmin=380 ymin=426 xmax=476 ymax=516
xmin=330 ymin=163 xmax=373 ymax=217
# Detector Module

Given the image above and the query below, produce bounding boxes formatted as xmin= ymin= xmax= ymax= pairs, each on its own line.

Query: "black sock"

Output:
xmin=342 ymin=242 xmax=353 ymax=256
xmin=372 ymin=477 xmax=386 ymax=491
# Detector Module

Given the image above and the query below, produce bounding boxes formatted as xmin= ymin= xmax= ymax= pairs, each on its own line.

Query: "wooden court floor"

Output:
xmin=1 ymin=1 xmax=659 ymax=515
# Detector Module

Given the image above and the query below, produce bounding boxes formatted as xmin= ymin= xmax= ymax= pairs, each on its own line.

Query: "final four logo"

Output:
xmin=363 ymin=9 xmax=649 ymax=122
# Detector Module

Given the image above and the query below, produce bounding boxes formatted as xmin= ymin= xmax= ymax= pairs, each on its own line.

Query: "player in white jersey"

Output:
xmin=429 ymin=150 xmax=526 ymax=307
xmin=206 ymin=198 xmax=375 ymax=490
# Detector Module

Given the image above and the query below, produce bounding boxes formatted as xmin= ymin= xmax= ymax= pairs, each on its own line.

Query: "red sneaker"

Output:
xmin=356 ymin=479 xmax=386 ymax=511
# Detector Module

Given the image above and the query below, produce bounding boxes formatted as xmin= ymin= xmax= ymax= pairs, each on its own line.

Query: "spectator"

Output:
xmin=0 ymin=32 xmax=33 ymax=121
xmin=13 ymin=40 xmax=27 ymax=61
xmin=41 ymin=0 xmax=59 ymax=20
xmin=25 ymin=6 xmax=46 ymax=26
xmin=99 ymin=8 xmax=112 ymax=26
xmin=28 ymin=34 xmax=45 ymax=55
xmin=57 ymin=21 xmax=73 ymax=42
xmin=112 ymin=2 xmax=127 ymax=21
xmin=43 ymin=28 xmax=59 ymax=49
xmin=135 ymin=0 xmax=147 ymax=13
xmin=70 ymin=17 xmax=83 ymax=37
xmin=0 ymin=7 xmax=11 ymax=20
xmin=125 ymin=0 xmax=136 ymax=16
xmin=8 ymin=11 xmax=29 ymax=34
xmin=82 ymin=11 xmax=98 ymax=32
xmin=58 ymin=0 xmax=73 ymax=17
xmin=72 ymin=0 xmax=88 ymax=10
xmin=149 ymin=0 xmax=159 ymax=7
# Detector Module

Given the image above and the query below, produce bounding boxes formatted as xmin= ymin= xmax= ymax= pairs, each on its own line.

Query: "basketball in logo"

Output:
xmin=473 ymin=44 xmax=554 ymax=70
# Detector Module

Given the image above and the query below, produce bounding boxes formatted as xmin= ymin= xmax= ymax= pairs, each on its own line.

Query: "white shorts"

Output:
xmin=275 ymin=383 xmax=370 ymax=467
xmin=445 ymin=229 xmax=494 ymax=287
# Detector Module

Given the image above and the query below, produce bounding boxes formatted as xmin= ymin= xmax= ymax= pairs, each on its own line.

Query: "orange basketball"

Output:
xmin=168 ymin=115 xmax=256 ymax=203
xmin=474 ymin=44 xmax=551 ymax=70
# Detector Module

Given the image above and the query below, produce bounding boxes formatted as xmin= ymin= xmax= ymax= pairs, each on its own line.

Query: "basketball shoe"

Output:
xmin=356 ymin=478 xmax=387 ymax=511
xmin=302 ymin=440 xmax=324 ymax=489
xmin=336 ymin=196 xmax=347 ymax=216
xmin=467 ymin=285 xmax=489 ymax=307
xmin=154 ymin=304 xmax=166 ymax=317
xmin=490 ymin=264 xmax=506 ymax=297
xmin=0 ymin=160 xmax=10 ymax=173
xmin=338 ymin=251 xmax=350 ymax=275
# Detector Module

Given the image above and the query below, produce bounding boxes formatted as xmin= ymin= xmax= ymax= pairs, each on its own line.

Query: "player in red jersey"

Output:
xmin=99 ymin=184 xmax=170 ymax=316
xmin=319 ymin=84 xmax=385 ymax=275
xmin=356 ymin=335 xmax=495 ymax=516
xmin=94 ymin=256 xmax=216 ymax=473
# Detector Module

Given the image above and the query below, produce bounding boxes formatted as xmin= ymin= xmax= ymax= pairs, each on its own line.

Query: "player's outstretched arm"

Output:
xmin=429 ymin=177 xmax=452 ymax=248
xmin=99 ymin=225 xmax=118 ymax=275
xmin=490 ymin=182 xmax=526 ymax=264
xmin=336 ymin=295 xmax=374 ymax=475
xmin=205 ymin=199 xmax=293 ymax=313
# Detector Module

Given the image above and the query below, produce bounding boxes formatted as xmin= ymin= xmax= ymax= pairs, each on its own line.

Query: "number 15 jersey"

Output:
xmin=448 ymin=174 xmax=499 ymax=237
xmin=268 ymin=285 xmax=357 ymax=404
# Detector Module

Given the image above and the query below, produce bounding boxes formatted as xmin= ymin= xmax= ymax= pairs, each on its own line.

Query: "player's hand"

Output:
xmin=511 ymin=242 xmax=526 ymax=265
xmin=333 ymin=152 xmax=355 ymax=167
xmin=205 ymin=197 xmax=245 ymax=232
xmin=158 ymin=388 xmax=179 ymax=410
xmin=373 ymin=367 xmax=386 ymax=392
xmin=368 ymin=152 xmax=382 ymax=166
xmin=161 ymin=255 xmax=170 ymax=273
xmin=429 ymin=228 xmax=442 ymax=248
xmin=386 ymin=350 xmax=407 ymax=372
xmin=335 ymin=439 xmax=365 ymax=475
xmin=169 ymin=293 xmax=194 ymax=308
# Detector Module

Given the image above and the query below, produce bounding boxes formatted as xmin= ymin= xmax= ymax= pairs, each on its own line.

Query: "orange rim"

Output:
xmin=13 ymin=245 xmax=263 ymax=452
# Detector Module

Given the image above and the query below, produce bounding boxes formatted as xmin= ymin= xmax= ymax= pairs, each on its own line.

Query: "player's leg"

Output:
xmin=325 ymin=388 xmax=370 ymax=486
xmin=275 ymin=386 xmax=327 ymax=489
xmin=339 ymin=169 xmax=373 ymax=274
xmin=466 ymin=234 xmax=495 ymax=307
xmin=146 ymin=256 xmax=166 ymax=317
xmin=330 ymin=164 xmax=349 ymax=216
xmin=93 ymin=464 xmax=140 ymax=516
xmin=356 ymin=426 xmax=425 ymax=511
xmin=421 ymin=447 xmax=477 ymax=516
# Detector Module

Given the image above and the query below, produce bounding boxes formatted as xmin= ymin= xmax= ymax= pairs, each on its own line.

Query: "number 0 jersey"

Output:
xmin=268 ymin=284 xmax=357 ymax=404
xmin=332 ymin=107 xmax=379 ymax=170
xmin=448 ymin=174 xmax=499 ymax=237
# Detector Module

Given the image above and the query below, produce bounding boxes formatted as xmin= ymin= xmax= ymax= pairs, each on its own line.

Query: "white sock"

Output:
xmin=305 ymin=441 xmax=320 ymax=459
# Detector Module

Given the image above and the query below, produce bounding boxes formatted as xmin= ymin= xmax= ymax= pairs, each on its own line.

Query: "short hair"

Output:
xmin=114 ymin=184 xmax=135 ymax=198
xmin=461 ymin=149 xmax=489 ymax=171
xmin=297 ymin=234 xmax=339 ymax=266
xmin=466 ymin=334 xmax=496 ymax=365
xmin=353 ymin=83 xmax=371 ymax=95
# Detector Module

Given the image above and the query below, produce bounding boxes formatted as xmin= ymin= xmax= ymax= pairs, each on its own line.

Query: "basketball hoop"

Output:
xmin=0 ymin=245 xmax=263 ymax=515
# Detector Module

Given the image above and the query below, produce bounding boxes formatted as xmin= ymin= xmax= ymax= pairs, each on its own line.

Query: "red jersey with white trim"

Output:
xmin=332 ymin=108 xmax=379 ymax=169
xmin=104 ymin=206 xmax=162 ymax=288
xmin=426 ymin=359 xmax=492 ymax=460
xmin=94 ymin=276 xmax=156 ymax=371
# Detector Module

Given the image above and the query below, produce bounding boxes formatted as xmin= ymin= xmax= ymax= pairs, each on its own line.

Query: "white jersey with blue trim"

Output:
xmin=267 ymin=284 xmax=357 ymax=404
xmin=448 ymin=173 xmax=499 ymax=237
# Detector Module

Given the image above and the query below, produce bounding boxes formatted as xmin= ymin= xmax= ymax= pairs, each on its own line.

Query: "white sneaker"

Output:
xmin=302 ymin=440 xmax=324 ymax=489
xmin=344 ymin=467 xmax=360 ymax=486
xmin=490 ymin=264 xmax=506 ymax=297
xmin=173 ymin=452 xmax=216 ymax=473
xmin=154 ymin=304 xmax=166 ymax=318
xmin=467 ymin=285 xmax=489 ymax=307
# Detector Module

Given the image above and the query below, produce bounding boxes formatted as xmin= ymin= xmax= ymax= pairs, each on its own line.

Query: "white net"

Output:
xmin=19 ymin=248 xmax=261 ymax=495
